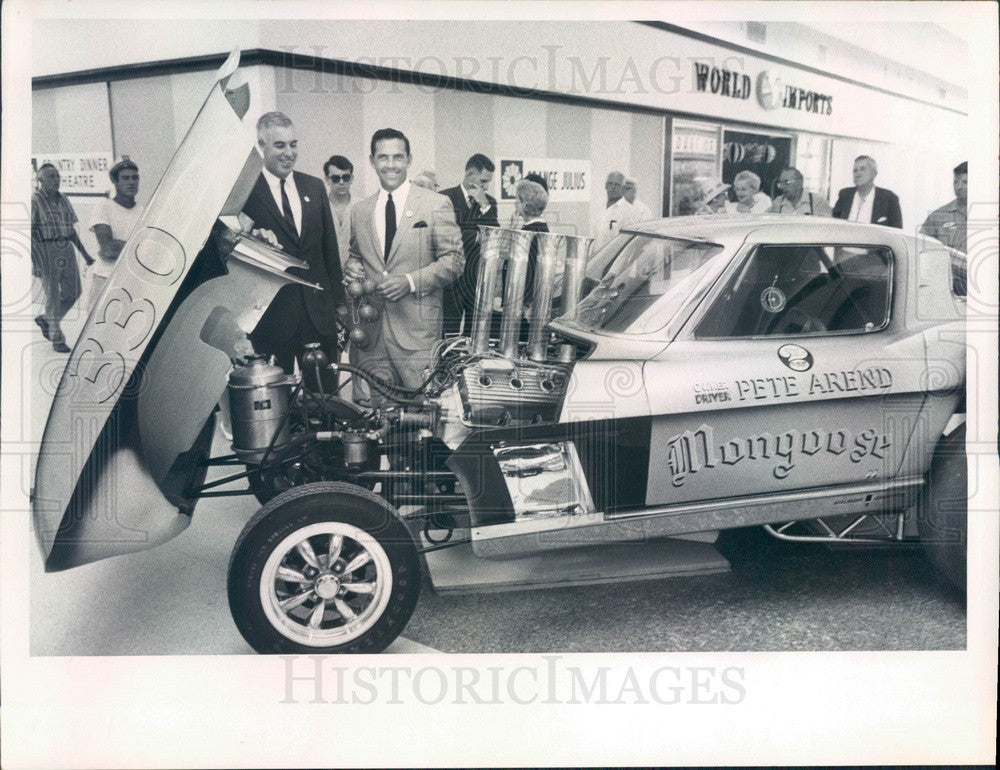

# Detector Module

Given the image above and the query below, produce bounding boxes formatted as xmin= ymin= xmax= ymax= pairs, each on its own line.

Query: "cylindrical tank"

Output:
xmin=228 ymin=355 xmax=292 ymax=462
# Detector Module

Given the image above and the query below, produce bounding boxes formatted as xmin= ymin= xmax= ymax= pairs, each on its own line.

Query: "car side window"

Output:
xmin=694 ymin=244 xmax=892 ymax=339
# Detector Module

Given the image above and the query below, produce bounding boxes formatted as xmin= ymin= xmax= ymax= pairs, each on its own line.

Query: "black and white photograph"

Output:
xmin=1 ymin=1 xmax=997 ymax=767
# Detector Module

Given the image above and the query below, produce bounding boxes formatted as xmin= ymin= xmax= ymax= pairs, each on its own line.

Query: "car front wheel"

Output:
xmin=228 ymin=482 xmax=421 ymax=653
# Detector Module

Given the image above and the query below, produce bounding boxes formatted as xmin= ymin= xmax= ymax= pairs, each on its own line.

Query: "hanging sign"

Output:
xmin=32 ymin=153 xmax=114 ymax=197
xmin=496 ymin=157 xmax=591 ymax=202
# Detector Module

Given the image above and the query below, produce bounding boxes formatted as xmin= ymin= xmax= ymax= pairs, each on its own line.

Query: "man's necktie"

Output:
xmin=280 ymin=178 xmax=296 ymax=234
xmin=384 ymin=192 xmax=396 ymax=258
xmin=468 ymin=195 xmax=479 ymax=217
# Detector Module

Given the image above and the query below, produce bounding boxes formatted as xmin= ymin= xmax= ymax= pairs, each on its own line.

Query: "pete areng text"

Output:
xmin=280 ymin=656 xmax=746 ymax=705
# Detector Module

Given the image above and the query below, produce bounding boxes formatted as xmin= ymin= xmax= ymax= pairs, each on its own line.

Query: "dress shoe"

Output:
xmin=35 ymin=315 xmax=52 ymax=340
xmin=52 ymin=340 xmax=71 ymax=353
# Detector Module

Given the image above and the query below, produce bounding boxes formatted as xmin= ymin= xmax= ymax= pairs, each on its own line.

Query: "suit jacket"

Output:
xmin=242 ymin=171 xmax=346 ymax=346
xmin=832 ymin=186 xmax=903 ymax=229
xmin=349 ymin=184 xmax=464 ymax=352
xmin=440 ymin=184 xmax=500 ymax=313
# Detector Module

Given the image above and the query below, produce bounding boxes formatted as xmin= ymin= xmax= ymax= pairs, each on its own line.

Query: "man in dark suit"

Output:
xmin=242 ymin=111 xmax=346 ymax=374
xmin=832 ymin=155 xmax=903 ymax=228
xmin=440 ymin=153 xmax=500 ymax=335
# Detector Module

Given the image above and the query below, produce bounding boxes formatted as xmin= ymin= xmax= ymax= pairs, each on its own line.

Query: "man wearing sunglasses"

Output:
xmin=324 ymin=155 xmax=355 ymax=267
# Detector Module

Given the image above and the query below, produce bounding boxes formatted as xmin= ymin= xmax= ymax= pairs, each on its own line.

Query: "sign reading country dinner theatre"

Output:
xmin=31 ymin=153 xmax=114 ymax=197
xmin=497 ymin=158 xmax=592 ymax=202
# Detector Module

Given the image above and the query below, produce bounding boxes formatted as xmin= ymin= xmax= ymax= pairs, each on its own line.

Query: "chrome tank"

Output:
xmin=228 ymin=356 xmax=292 ymax=462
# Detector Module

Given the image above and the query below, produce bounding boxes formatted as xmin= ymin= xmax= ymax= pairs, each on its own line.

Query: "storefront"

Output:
xmin=31 ymin=19 xmax=966 ymax=251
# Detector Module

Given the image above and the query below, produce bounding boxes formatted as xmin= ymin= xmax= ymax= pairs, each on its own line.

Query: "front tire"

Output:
xmin=917 ymin=423 xmax=967 ymax=593
xmin=228 ymin=482 xmax=421 ymax=653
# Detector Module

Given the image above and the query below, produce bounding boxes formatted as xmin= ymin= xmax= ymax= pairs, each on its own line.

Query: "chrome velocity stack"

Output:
xmin=470 ymin=226 xmax=509 ymax=356
xmin=498 ymin=229 xmax=536 ymax=359
xmin=559 ymin=234 xmax=592 ymax=323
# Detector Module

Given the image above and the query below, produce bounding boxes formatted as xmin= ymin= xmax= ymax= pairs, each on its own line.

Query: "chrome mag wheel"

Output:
xmin=228 ymin=482 xmax=422 ymax=654
xmin=260 ymin=521 xmax=393 ymax=647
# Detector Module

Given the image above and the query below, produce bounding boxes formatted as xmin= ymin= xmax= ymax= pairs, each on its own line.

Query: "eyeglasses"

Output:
xmin=327 ymin=174 xmax=352 ymax=183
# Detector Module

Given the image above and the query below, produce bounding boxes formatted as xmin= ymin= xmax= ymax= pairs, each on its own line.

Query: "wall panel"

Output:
xmin=109 ymin=76 xmax=175 ymax=192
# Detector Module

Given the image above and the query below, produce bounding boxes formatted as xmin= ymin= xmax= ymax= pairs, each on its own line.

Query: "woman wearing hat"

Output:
xmin=696 ymin=181 xmax=731 ymax=215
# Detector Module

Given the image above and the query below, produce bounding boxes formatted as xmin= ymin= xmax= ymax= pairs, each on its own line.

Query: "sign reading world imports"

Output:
xmin=32 ymin=153 xmax=114 ymax=196
xmin=497 ymin=158 xmax=592 ymax=202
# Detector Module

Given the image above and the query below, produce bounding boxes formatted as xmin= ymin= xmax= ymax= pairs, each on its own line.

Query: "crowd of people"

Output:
xmin=591 ymin=156 xmax=967 ymax=258
xmin=31 ymin=157 xmax=141 ymax=352
xmin=31 ymin=109 xmax=968 ymax=409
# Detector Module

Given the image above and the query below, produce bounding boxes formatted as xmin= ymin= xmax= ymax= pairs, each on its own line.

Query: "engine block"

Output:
xmin=458 ymin=360 xmax=568 ymax=426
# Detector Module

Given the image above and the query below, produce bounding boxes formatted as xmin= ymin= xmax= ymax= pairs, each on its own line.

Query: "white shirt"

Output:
xmin=329 ymin=198 xmax=352 ymax=267
xmin=90 ymin=197 xmax=144 ymax=277
xmin=374 ymin=179 xmax=411 ymax=259
xmin=593 ymin=198 xmax=637 ymax=251
xmin=725 ymin=191 xmax=772 ymax=215
xmin=847 ymin=188 xmax=875 ymax=224
xmin=461 ymin=183 xmax=492 ymax=215
xmin=630 ymin=199 xmax=653 ymax=221
xmin=261 ymin=166 xmax=301 ymax=236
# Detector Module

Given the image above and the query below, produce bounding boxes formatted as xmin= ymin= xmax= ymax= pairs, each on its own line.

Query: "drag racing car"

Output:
xmin=32 ymin=52 xmax=968 ymax=654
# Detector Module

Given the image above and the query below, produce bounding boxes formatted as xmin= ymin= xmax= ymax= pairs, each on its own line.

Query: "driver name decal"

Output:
xmin=664 ymin=423 xmax=891 ymax=486
xmin=731 ymin=367 xmax=893 ymax=402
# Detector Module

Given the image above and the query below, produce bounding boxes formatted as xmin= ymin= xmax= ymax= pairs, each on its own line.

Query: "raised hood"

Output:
xmin=33 ymin=51 xmax=313 ymax=571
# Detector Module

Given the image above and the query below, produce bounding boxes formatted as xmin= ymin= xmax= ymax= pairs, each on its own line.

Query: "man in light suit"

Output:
xmin=831 ymin=155 xmax=903 ymax=229
xmin=345 ymin=128 xmax=463 ymax=394
xmin=440 ymin=154 xmax=500 ymax=336
xmin=242 ymin=112 xmax=346 ymax=373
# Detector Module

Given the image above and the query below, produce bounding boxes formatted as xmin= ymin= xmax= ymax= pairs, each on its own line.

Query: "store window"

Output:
xmin=670 ymin=121 xmax=721 ymax=216
xmin=722 ymin=129 xmax=792 ymax=200
xmin=695 ymin=244 xmax=892 ymax=338
xmin=795 ymin=133 xmax=832 ymax=200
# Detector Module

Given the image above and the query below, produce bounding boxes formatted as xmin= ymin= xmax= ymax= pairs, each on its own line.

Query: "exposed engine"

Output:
xmin=224 ymin=226 xmax=593 ymax=507
xmin=421 ymin=226 xmax=591 ymax=440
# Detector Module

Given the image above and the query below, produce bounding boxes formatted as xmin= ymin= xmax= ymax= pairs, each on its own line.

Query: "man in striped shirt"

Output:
xmin=31 ymin=163 xmax=94 ymax=353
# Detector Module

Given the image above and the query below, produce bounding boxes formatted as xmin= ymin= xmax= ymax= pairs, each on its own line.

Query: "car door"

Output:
xmin=640 ymin=240 xmax=928 ymax=507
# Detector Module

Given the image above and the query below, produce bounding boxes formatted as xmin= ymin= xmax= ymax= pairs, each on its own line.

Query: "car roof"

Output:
xmin=621 ymin=215 xmax=912 ymax=247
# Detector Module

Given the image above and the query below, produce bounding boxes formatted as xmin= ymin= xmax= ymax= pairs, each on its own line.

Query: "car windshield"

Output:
xmin=568 ymin=234 xmax=726 ymax=334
